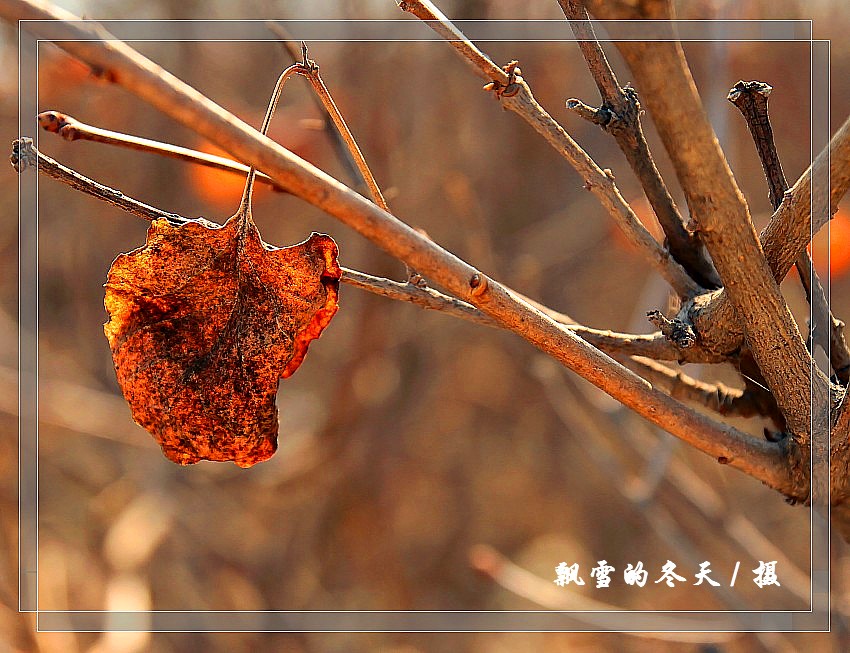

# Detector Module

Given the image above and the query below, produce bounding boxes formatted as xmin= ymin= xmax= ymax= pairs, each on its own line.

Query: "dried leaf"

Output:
xmin=104 ymin=215 xmax=340 ymax=467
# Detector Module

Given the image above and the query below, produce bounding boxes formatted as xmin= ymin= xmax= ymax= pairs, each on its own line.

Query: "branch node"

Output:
xmin=484 ymin=60 xmax=523 ymax=99
xmin=469 ymin=272 xmax=489 ymax=298
xmin=565 ymin=97 xmax=611 ymax=127
xmin=727 ymin=79 xmax=772 ymax=105
xmin=10 ymin=137 xmax=36 ymax=172
xmin=647 ymin=309 xmax=696 ymax=349
xmin=37 ymin=110 xmax=70 ymax=133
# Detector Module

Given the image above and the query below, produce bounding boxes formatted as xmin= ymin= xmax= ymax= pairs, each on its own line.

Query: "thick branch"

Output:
xmin=399 ymin=0 xmax=700 ymax=298
xmin=3 ymin=0 xmax=796 ymax=494
xmin=832 ymin=392 xmax=850 ymax=527
xmin=559 ymin=0 xmax=720 ymax=289
xmin=728 ymin=80 xmax=850 ymax=384
xmin=690 ymin=115 xmax=850 ymax=357
xmin=762 ymin=114 xmax=850 ymax=277
xmin=583 ymin=0 xmax=828 ymax=441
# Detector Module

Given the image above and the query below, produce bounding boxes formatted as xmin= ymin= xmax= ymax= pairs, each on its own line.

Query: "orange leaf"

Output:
xmin=104 ymin=215 xmax=340 ymax=467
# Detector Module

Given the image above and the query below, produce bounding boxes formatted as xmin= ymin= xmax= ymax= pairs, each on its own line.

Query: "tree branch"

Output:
xmin=761 ymin=114 xmax=850 ymax=279
xmin=16 ymin=134 xmax=702 ymax=374
xmin=266 ymin=21 xmax=367 ymax=195
xmin=3 ymin=0 xmax=797 ymax=494
xmin=36 ymin=110 xmax=284 ymax=191
xmin=559 ymin=0 xmax=720 ymax=289
xmin=688 ymin=115 xmax=850 ymax=356
xmin=622 ymin=356 xmax=779 ymax=421
xmin=728 ymin=80 xmax=850 ymax=384
xmin=398 ymin=0 xmax=701 ymax=298
xmin=11 ymin=137 xmax=189 ymax=224
xmin=582 ymin=0 xmax=830 ymax=444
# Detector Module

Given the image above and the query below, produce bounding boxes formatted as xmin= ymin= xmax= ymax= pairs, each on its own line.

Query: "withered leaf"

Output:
xmin=104 ymin=215 xmax=340 ymax=467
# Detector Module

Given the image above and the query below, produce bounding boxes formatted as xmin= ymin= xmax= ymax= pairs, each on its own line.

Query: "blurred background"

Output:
xmin=1 ymin=0 xmax=849 ymax=651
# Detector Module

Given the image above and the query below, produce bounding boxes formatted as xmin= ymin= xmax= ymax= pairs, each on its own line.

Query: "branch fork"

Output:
xmin=482 ymin=60 xmax=523 ymax=99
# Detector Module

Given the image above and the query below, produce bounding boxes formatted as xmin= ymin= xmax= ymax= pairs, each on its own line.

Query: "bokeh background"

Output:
xmin=1 ymin=0 xmax=849 ymax=651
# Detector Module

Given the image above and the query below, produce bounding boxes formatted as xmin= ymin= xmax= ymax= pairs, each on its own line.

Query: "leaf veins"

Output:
xmin=104 ymin=215 xmax=340 ymax=467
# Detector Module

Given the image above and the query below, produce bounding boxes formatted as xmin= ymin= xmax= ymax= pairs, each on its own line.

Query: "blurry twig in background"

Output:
xmin=533 ymin=357 xmax=810 ymax=604
xmin=469 ymin=545 xmax=736 ymax=644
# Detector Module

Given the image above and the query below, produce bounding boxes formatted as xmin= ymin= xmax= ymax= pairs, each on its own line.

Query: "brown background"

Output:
xmin=1 ymin=0 xmax=849 ymax=651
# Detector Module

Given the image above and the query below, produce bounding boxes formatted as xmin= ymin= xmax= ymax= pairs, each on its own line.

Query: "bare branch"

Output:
xmin=559 ymin=0 xmax=720 ymax=289
xmin=832 ymin=392 xmax=850 ymax=532
xmin=646 ymin=309 xmax=696 ymax=349
xmin=728 ymin=80 xmax=850 ymax=384
xmin=3 ymin=0 xmax=797 ymax=494
xmin=398 ymin=0 xmax=701 ymax=298
xmin=11 ymin=137 xmax=188 ymax=224
xmin=623 ymin=356 xmax=774 ymax=420
xmin=36 ymin=110 xmax=284 ymax=191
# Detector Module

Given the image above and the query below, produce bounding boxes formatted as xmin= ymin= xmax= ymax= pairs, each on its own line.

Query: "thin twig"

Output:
xmin=398 ymin=0 xmax=701 ymax=299
xmin=5 ymin=0 xmax=798 ymax=496
xmin=36 ymin=110 xmax=284 ymax=191
xmin=559 ymin=0 xmax=720 ymax=289
xmin=728 ymin=80 xmax=850 ymax=384
xmin=266 ymin=22 xmax=366 ymax=194
xmin=622 ymin=356 xmax=774 ymax=420
xmin=297 ymin=48 xmax=390 ymax=214
xmin=11 ymin=137 xmax=189 ymax=224
xmin=296 ymin=49 xmax=419 ymax=281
